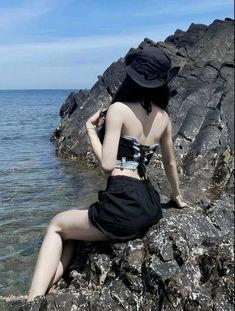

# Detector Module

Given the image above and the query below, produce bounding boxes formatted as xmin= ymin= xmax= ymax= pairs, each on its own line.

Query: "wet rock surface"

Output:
xmin=2 ymin=18 xmax=234 ymax=310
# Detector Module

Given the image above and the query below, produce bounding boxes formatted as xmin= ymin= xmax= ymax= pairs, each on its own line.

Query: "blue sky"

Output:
xmin=0 ymin=0 xmax=233 ymax=90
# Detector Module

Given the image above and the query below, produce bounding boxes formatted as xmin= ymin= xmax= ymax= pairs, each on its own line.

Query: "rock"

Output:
xmin=6 ymin=202 xmax=234 ymax=310
xmin=60 ymin=90 xmax=89 ymax=118
xmin=5 ymin=18 xmax=233 ymax=311
xmin=51 ymin=18 xmax=234 ymax=204
xmin=203 ymin=194 xmax=234 ymax=236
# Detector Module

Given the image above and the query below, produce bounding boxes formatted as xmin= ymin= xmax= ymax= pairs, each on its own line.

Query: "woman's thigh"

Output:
xmin=49 ymin=209 xmax=109 ymax=241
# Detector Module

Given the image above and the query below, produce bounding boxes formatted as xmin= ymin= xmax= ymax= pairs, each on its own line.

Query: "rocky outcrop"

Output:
xmin=2 ymin=195 xmax=234 ymax=310
xmin=52 ymin=18 xmax=234 ymax=205
xmin=2 ymin=18 xmax=234 ymax=311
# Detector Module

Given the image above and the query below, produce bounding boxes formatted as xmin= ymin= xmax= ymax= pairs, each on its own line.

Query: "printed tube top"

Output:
xmin=115 ymin=134 xmax=158 ymax=179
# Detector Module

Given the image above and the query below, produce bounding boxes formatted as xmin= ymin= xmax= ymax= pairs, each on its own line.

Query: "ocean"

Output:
xmin=0 ymin=90 xmax=105 ymax=297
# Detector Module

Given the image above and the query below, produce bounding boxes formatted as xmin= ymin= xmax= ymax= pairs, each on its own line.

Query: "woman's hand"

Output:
xmin=170 ymin=194 xmax=191 ymax=209
xmin=86 ymin=107 xmax=107 ymax=129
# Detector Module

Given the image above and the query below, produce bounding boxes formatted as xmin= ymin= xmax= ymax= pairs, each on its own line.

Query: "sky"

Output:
xmin=0 ymin=0 xmax=234 ymax=90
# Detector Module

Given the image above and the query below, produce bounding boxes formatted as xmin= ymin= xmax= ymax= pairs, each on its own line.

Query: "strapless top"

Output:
xmin=115 ymin=134 xmax=158 ymax=179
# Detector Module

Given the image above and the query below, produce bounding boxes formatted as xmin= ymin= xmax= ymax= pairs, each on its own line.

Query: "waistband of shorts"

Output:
xmin=107 ymin=174 xmax=150 ymax=185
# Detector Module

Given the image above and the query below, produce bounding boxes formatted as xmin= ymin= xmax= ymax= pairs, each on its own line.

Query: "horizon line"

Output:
xmin=0 ymin=88 xmax=89 ymax=91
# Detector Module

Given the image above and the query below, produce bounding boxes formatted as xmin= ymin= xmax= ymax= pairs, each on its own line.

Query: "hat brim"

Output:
xmin=126 ymin=64 xmax=180 ymax=88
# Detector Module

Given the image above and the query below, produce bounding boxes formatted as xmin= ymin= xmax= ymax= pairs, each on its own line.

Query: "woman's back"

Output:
xmin=27 ymin=44 xmax=189 ymax=304
xmin=109 ymin=101 xmax=169 ymax=179
xmin=119 ymin=101 xmax=168 ymax=146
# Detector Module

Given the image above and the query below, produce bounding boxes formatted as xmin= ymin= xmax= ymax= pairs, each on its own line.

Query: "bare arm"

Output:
xmin=101 ymin=103 xmax=123 ymax=171
xmin=86 ymin=103 xmax=123 ymax=172
xmin=160 ymin=116 xmax=190 ymax=208
xmin=86 ymin=108 xmax=103 ymax=164
xmin=160 ymin=117 xmax=180 ymax=198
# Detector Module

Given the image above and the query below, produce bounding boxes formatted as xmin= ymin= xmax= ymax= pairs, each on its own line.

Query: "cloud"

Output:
xmin=0 ymin=0 xmax=61 ymax=28
xmin=0 ymin=20 xmax=192 ymax=89
xmin=0 ymin=33 xmax=145 ymax=89
xmin=1 ymin=0 xmax=232 ymax=89
xmin=0 ymin=7 xmax=50 ymax=27
xmin=135 ymin=0 xmax=234 ymax=17
xmin=0 ymin=19 xmax=183 ymax=59
xmin=0 ymin=32 xmax=157 ymax=64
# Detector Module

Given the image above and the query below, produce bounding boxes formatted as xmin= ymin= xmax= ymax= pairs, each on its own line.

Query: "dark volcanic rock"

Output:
xmin=60 ymin=90 xmax=89 ymax=118
xmin=52 ymin=18 xmax=234 ymax=203
xmin=4 ymin=199 xmax=234 ymax=310
xmin=3 ymin=18 xmax=234 ymax=311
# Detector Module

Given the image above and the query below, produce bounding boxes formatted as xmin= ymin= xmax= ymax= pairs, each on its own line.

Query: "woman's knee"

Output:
xmin=47 ymin=212 xmax=65 ymax=233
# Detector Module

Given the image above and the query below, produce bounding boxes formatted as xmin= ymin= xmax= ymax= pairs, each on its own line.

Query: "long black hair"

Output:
xmin=98 ymin=75 xmax=170 ymax=143
xmin=112 ymin=75 xmax=169 ymax=113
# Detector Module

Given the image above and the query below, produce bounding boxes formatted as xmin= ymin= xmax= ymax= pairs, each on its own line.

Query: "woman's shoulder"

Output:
xmin=107 ymin=101 xmax=130 ymax=113
xmin=156 ymin=107 xmax=169 ymax=120
xmin=110 ymin=101 xmax=129 ymax=108
xmin=162 ymin=109 xmax=170 ymax=120
xmin=105 ymin=102 xmax=128 ymax=123
xmin=153 ymin=106 xmax=170 ymax=121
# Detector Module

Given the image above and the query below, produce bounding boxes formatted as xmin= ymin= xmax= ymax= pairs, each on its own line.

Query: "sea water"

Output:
xmin=0 ymin=90 xmax=104 ymax=296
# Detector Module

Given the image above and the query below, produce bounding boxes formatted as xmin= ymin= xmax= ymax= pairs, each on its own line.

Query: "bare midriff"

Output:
xmin=110 ymin=167 xmax=144 ymax=180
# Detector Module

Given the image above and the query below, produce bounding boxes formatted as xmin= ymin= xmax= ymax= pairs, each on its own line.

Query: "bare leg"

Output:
xmin=47 ymin=239 xmax=77 ymax=290
xmin=27 ymin=209 xmax=108 ymax=302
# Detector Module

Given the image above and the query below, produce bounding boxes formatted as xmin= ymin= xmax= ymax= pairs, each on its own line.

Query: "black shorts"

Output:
xmin=88 ymin=175 xmax=163 ymax=242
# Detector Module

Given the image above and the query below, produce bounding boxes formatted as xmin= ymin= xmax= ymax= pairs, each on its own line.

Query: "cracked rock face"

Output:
xmin=52 ymin=18 xmax=234 ymax=204
xmin=2 ymin=18 xmax=234 ymax=311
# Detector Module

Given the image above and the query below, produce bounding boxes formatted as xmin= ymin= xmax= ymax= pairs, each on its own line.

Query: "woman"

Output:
xmin=27 ymin=45 xmax=189 ymax=302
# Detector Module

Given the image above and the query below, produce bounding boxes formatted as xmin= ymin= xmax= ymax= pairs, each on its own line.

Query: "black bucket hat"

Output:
xmin=125 ymin=45 xmax=180 ymax=88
